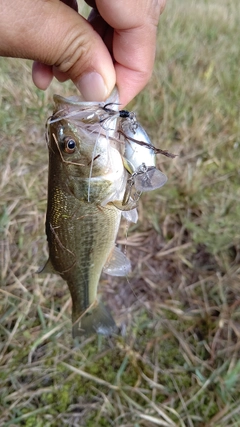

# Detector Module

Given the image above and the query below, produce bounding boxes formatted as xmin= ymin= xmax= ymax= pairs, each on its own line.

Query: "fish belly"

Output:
xmin=46 ymin=185 xmax=121 ymax=329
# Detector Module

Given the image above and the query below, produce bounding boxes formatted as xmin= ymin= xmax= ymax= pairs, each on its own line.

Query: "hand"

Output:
xmin=0 ymin=0 xmax=166 ymax=105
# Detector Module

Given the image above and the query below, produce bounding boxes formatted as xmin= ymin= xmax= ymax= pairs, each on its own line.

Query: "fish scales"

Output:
xmin=46 ymin=179 xmax=121 ymax=319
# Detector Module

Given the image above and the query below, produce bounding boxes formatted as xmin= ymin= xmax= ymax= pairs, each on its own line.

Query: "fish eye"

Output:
xmin=64 ymin=137 xmax=76 ymax=154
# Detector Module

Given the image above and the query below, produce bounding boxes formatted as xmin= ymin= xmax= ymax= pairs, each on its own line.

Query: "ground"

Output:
xmin=0 ymin=1 xmax=240 ymax=426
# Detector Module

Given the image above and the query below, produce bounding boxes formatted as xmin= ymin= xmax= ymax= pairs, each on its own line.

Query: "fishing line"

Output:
xmin=48 ymin=108 xmax=95 ymax=124
xmin=120 ymin=217 xmax=155 ymax=313
xmin=87 ymin=128 xmax=102 ymax=202
xmin=49 ymin=223 xmax=77 ymax=274
xmin=48 ymin=101 xmax=113 ymax=126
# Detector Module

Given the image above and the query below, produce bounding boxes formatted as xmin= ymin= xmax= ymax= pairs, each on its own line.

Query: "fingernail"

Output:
xmin=75 ymin=72 xmax=108 ymax=101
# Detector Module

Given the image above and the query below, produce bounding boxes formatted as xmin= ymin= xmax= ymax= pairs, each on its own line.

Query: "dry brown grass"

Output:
xmin=1 ymin=0 xmax=240 ymax=426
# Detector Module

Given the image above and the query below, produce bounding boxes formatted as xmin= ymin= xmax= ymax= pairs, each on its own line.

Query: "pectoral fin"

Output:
xmin=103 ymin=246 xmax=131 ymax=277
xmin=37 ymin=258 xmax=57 ymax=274
xmin=121 ymin=208 xmax=138 ymax=223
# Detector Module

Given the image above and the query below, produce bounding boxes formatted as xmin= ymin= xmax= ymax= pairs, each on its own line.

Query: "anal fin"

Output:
xmin=121 ymin=208 xmax=138 ymax=223
xmin=103 ymin=246 xmax=131 ymax=277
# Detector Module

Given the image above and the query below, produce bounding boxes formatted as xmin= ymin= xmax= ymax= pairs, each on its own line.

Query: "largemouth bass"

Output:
xmin=42 ymin=93 xmax=132 ymax=338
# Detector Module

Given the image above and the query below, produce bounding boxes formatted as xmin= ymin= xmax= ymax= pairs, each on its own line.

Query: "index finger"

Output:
xmin=93 ymin=0 xmax=166 ymax=106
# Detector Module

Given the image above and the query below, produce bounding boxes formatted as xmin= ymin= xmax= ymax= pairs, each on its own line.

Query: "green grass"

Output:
xmin=1 ymin=0 xmax=240 ymax=425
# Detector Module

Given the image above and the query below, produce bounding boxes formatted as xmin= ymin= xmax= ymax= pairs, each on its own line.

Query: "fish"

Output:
xmin=41 ymin=93 xmax=134 ymax=338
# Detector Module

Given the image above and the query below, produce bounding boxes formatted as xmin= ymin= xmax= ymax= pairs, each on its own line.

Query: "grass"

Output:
xmin=1 ymin=0 xmax=240 ymax=425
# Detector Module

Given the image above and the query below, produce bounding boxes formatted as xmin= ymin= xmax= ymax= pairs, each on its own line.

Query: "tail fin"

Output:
xmin=72 ymin=301 xmax=118 ymax=338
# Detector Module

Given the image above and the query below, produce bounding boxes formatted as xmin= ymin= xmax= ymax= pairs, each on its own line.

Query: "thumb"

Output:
xmin=0 ymin=0 xmax=116 ymax=100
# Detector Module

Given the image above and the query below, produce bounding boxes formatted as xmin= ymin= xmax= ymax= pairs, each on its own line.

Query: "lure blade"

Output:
xmin=134 ymin=167 xmax=168 ymax=192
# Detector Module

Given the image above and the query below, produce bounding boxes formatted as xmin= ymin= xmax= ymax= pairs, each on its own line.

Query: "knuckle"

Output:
xmin=54 ymin=29 xmax=92 ymax=76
